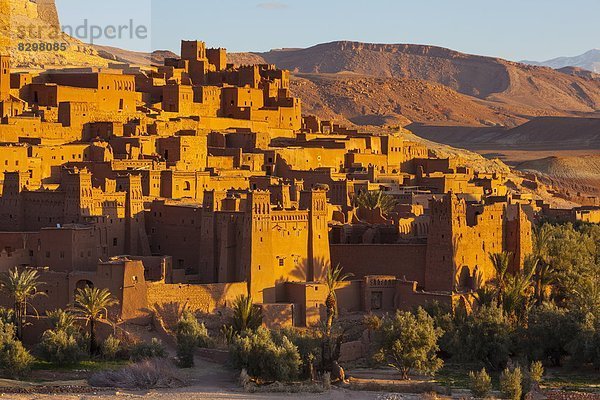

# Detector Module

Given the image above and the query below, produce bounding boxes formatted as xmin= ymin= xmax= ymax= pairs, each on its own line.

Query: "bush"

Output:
xmin=468 ymin=368 xmax=492 ymax=398
xmin=566 ymin=314 xmax=600 ymax=368
xmin=522 ymin=304 xmax=578 ymax=366
xmin=39 ymin=329 xmax=83 ymax=365
xmin=0 ymin=320 xmax=33 ymax=378
xmin=272 ymin=328 xmax=321 ymax=378
xmin=448 ymin=304 xmax=513 ymax=370
xmin=0 ymin=340 xmax=34 ymax=378
xmin=523 ymin=361 xmax=544 ymax=392
xmin=500 ymin=367 xmax=523 ymax=400
xmin=230 ymin=327 xmax=301 ymax=382
xmin=46 ymin=309 xmax=78 ymax=337
xmin=0 ymin=308 xmax=14 ymax=325
xmin=175 ymin=311 xmax=213 ymax=368
xmin=130 ymin=338 xmax=167 ymax=362
xmin=372 ymin=308 xmax=443 ymax=379
xmin=101 ymin=335 xmax=122 ymax=361
xmin=89 ymin=358 xmax=184 ymax=389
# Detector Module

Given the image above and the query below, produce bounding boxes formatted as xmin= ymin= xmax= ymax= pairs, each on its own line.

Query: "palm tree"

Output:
xmin=571 ymin=275 xmax=600 ymax=318
xmin=503 ymin=258 xmax=536 ymax=319
xmin=532 ymin=227 xmax=556 ymax=305
xmin=73 ymin=287 xmax=117 ymax=355
xmin=532 ymin=263 xmax=555 ymax=305
xmin=46 ymin=309 xmax=78 ymax=336
xmin=533 ymin=225 xmax=552 ymax=265
xmin=231 ymin=295 xmax=262 ymax=333
xmin=323 ymin=264 xmax=353 ymax=335
xmin=353 ymin=190 xmax=397 ymax=215
xmin=489 ymin=252 xmax=512 ymax=305
xmin=0 ymin=268 xmax=44 ymax=340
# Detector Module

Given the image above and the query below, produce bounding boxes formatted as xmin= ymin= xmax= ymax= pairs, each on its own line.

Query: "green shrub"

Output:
xmin=0 ymin=321 xmax=33 ymax=378
xmin=101 ymin=335 xmax=122 ymax=361
xmin=175 ymin=311 xmax=213 ymax=368
xmin=272 ymin=327 xmax=321 ymax=379
xmin=46 ymin=309 xmax=78 ymax=337
xmin=130 ymin=338 xmax=167 ymax=362
xmin=0 ymin=340 xmax=34 ymax=378
xmin=500 ymin=367 xmax=523 ymax=400
xmin=39 ymin=329 xmax=83 ymax=365
xmin=448 ymin=304 xmax=513 ymax=370
xmin=372 ymin=308 xmax=443 ymax=380
xmin=274 ymin=328 xmax=320 ymax=360
xmin=523 ymin=361 xmax=544 ymax=392
xmin=0 ymin=308 xmax=14 ymax=325
xmin=468 ymin=368 xmax=492 ymax=398
xmin=522 ymin=304 xmax=577 ymax=366
xmin=230 ymin=327 xmax=301 ymax=382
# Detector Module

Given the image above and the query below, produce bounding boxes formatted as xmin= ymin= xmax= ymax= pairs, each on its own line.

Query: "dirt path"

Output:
xmin=3 ymin=387 xmax=384 ymax=400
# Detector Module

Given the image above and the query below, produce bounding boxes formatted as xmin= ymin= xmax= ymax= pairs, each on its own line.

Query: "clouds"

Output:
xmin=256 ymin=2 xmax=289 ymax=10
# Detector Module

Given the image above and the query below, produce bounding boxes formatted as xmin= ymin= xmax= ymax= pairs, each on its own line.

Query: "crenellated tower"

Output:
xmin=61 ymin=168 xmax=94 ymax=224
xmin=0 ymin=54 xmax=10 ymax=101
xmin=116 ymin=174 xmax=149 ymax=256
xmin=425 ymin=193 xmax=466 ymax=292
xmin=300 ymin=187 xmax=331 ymax=281
xmin=0 ymin=171 xmax=28 ymax=230
xmin=199 ymin=190 xmax=227 ymax=281
xmin=246 ymin=190 xmax=273 ymax=302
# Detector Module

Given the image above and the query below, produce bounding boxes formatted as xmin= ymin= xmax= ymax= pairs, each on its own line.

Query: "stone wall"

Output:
xmin=147 ymin=281 xmax=247 ymax=328
xmin=330 ymin=243 xmax=427 ymax=282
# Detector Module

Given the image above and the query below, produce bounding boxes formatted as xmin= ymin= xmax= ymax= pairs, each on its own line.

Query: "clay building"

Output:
xmin=0 ymin=39 xmax=551 ymax=330
xmin=146 ymin=186 xmax=330 ymax=303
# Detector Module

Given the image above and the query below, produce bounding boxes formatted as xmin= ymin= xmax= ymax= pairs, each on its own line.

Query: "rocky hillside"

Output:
xmin=410 ymin=117 xmax=600 ymax=150
xmin=292 ymin=73 xmax=524 ymax=128
xmin=0 ymin=0 xmax=109 ymax=67
xmin=93 ymin=45 xmax=178 ymax=66
xmin=229 ymin=41 xmax=600 ymax=127
xmin=516 ymin=155 xmax=600 ymax=196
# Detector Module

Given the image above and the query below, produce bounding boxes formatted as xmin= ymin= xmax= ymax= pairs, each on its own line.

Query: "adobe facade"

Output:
xmin=0 ymin=40 xmax=556 ymax=328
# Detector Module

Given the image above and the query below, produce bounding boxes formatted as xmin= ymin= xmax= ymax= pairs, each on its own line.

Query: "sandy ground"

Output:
xmin=0 ymin=356 xmax=391 ymax=400
xmin=471 ymin=148 xmax=600 ymax=165
xmin=1 ymin=387 xmax=386 ymax=400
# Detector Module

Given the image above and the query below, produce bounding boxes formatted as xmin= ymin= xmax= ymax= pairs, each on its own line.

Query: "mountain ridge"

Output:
xmin=523 ymin=49 xmax=600 ymax=73
xmin=228 ymin=41 xmax=600 ymax=128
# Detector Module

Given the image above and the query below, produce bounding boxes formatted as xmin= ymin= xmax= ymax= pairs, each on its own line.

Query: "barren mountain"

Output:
xmin=292 ymin=73 xmax=523 ymax=128
xmin=516 ymin=155 xmax=600 ymax=196
xmin=229 ymin=41 xmax=600 ymax=122
xmin=93 ymin=45 xmax=178 ymax=66
xmin=557 ymin=66 xmax=600 ymax=81
xmin=524 ymin=49 xmax=600 ymax=74
xmin=410 ymin=117 xmax=600 ymax=150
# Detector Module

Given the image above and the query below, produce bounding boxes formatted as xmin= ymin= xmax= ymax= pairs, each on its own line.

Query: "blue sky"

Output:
xmin=55 ymin=0 xmax=599 ymax=61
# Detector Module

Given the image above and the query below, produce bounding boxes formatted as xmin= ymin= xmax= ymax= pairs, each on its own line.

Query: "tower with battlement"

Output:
xmin=424 ymin=193 xmax=533 ymax=293
xmin=0 ymin=55 xmax=10 ymax=101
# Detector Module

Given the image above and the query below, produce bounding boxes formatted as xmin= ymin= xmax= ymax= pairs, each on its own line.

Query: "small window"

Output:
xmin=278 ymin=258 xmax=284 ymax=267
xmin=112 ymin=238 xmax=118 ymax=246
